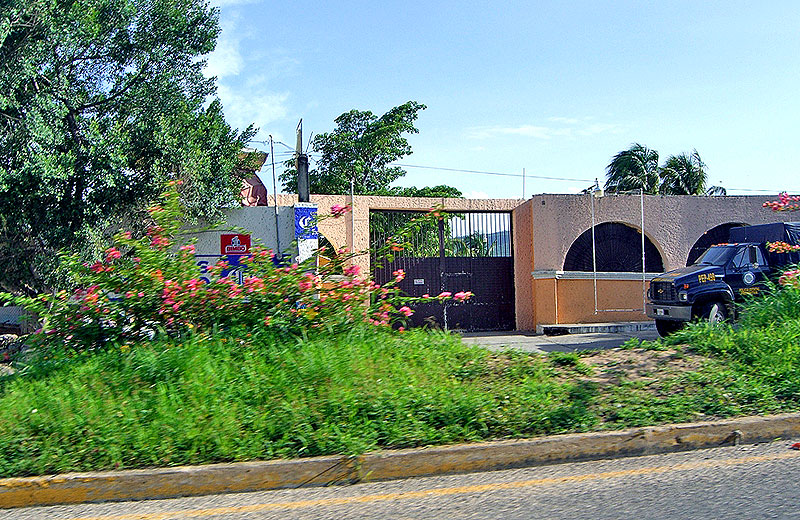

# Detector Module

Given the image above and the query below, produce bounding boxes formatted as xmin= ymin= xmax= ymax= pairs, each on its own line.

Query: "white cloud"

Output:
xmin=466 ymin=118 xmax=622 ymax=141
xmin=203 ymin=15 xmax=292 ymax=141
xmin=210 ymin=0 xmax=261 ymax=6
xmin=547 ymin=116 xmax=581 ymax=124
xmin=216 ymin=84 xmax=289 ymax=134
xmin=204 ymin=28 xmax=243 ymax=79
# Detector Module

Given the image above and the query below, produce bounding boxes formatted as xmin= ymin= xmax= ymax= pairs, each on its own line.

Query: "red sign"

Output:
xmin=220 ymin=234 xmax=251 ymax=255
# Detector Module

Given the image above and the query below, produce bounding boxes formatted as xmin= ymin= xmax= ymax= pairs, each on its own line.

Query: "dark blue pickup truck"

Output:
xmin=646 ymin=222 xmax=800 ymax=336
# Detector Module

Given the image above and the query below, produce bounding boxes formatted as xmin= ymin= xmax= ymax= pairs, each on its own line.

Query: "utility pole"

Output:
xmin=269 ymin=136 xmax=281 ymax=256
xmin=296 ymin=119 xmax=310 ymax=202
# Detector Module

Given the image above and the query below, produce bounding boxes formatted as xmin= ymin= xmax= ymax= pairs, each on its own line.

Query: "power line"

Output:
xmin=391 ymin=163 xmax=593 ymax=183
xmin=247 ymin=145 xmax=798 ymax=193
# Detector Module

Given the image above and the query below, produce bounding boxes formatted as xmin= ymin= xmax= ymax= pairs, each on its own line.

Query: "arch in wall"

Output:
xmin=686 ymin=222 xmax=748 ymax=266
xmin=563 ymin=222 xmax=664 ymax=273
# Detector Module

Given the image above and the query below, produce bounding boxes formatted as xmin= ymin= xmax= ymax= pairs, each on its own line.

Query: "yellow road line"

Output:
xmin=65 ymin=451 xmax=800 ymax=520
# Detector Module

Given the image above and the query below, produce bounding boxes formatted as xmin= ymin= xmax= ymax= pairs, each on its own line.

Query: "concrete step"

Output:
xmin=538 ymin=321 xmax=655 ymax=336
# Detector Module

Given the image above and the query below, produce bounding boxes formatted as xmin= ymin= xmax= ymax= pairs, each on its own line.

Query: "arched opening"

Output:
xmin=686 ymin=223 xmax=748 ymax=266
xmin=564 ymin=222 xmax=664 ymax=273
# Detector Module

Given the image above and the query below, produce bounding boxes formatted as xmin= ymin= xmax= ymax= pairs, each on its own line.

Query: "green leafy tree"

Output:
xmin=385 ymin=185 xmax=463 ymax=198
xmin=448 ymin=232 xmax=497 ymax=257
xmin=604 ymin=143 xmax=661 ymax=194
xmin=281 ymin=101 xmax=430 ymax=195
xmin=658 ymin=150 xmax=707 ymax=195
xmin=0 ymin=0 xmax=253 ymax=295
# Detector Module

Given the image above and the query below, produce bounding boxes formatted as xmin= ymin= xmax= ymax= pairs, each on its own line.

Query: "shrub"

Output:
xmin=4 ymin=184 xmax=467 ymax=352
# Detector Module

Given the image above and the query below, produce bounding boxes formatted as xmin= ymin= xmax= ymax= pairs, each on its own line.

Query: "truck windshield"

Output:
xmin=694 ymin=246 xmax=738 ymax=266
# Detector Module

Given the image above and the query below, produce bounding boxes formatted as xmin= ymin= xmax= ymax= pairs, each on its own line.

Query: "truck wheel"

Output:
xmin=655 ymin=319 xmax=683 ymax=337
xmin=700 ymin=301 xmax=728 ymax=324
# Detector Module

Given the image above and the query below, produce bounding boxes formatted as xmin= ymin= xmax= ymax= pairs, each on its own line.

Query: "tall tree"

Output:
xmin=605 ymin=144 xmax=721 ymax=195
xmin=280 ymin=101 xmax=427 ymax=195
xmin=0 ymin=0 xmax=253 ymax=295
xmin=604 ymin=143 xmax=661 ymax=194
xmin=658 ymin=150 xmax=707 ymax=195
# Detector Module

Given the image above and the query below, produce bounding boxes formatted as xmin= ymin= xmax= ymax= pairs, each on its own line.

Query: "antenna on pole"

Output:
xmin=295 ymin=119 xmax=303 ymax=155
xmin=295 ymin=119 xmax=310 ymax=202
xmin=269 ymin=136 xmax=281 ymax=256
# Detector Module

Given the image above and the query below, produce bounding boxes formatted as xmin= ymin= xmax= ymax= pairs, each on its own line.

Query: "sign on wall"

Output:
xmin=220 ymin=234 xmax=251 ymax=255
xmin=294 ymin=206 xmax=318 ymax=239
xmin=294 ymin=204 xmax=318 ymax=264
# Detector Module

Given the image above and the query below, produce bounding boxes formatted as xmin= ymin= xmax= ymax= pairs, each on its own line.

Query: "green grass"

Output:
xmin=5 ymin=284 xmax=800 ymax=479
xmin=0 ymin=328 xmax=597 ymax=478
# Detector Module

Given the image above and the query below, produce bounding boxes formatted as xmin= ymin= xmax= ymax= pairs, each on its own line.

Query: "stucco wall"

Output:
xmin=256 ymin=192 xmax=795 ymax=330
xmin=525 ymin=194 xmax=797 ymax=272
xmin=512 ymin=202 xmax=535 ymax=330
xmin=514 ymin=193 xmax=798 ymax=329
xmin=191 ymin=206 xmax=295 ymax=256
xmin=269 ymin=194 xmax=522 ymax=276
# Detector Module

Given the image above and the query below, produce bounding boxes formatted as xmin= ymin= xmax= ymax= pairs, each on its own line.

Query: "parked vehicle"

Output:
xmin=646 ymin=222 xmax=800 ymax=336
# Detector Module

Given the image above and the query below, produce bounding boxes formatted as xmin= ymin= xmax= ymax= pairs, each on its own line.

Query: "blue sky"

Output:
xmin=206 ymin=1 xmax=800 ymax=198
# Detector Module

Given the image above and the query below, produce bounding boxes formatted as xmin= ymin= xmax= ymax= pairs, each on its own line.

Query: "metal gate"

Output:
xmin=370 ymin=210 xmax=514 ymax=331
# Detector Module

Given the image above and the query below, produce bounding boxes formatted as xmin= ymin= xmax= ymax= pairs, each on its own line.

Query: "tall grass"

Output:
xmin=668 ymin=284 xmax=800 ymax=401
xmin=0 ymin=327 xmax=595 ymax=478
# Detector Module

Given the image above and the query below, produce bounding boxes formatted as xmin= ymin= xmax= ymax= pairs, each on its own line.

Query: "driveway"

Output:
xmin=460 ymin=329 xmax=660 ymax=353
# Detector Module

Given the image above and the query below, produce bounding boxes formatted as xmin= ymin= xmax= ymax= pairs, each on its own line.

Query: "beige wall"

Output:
xmin=269 ymin=194 xmax=521 ymax=276
xmin=262 ymin=192 xmax=794 ymax=331
xmin=525 ymin=193 xmax=796 ymax=272
xmin=516 ymin=193 xmax=798 ymax=330
xmin=512 ymin=201 xmax=535 ymax=330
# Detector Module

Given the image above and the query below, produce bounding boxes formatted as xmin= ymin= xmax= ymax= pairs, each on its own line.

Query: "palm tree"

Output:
xmin=604 ymin=143 xmax=660 ymax=194
xmin=658 ymin=150 xmax=707 ymax=195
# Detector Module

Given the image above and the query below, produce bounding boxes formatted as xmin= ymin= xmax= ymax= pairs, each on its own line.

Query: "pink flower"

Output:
xmin=179 ymin=245 xmax=196 ymax=254
xmin=344 ymin=264 xmax=361 ymax=277
xmin=105 ymin=247 xmax=122 ymax=261
xmin=150 ymin=235 xmax=170 ymax=248
xmin=399 ymin=306 xmax=414 ymax=317
xmin=453 ymin=291 xmax=473 ymax=301
xmin=330 ymin=204 xmax=352 ymax=217
xmin=438 ymin=291 xmax=452 ymax=298
xmin=393 ymin=269 xmax=405 ymax=282
xmin=422 ymin=294 xmax=430 ymax=299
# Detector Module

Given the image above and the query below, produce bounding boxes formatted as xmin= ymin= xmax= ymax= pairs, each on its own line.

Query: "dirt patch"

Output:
xmin=576 ymin=347 xmax=705 ymax=386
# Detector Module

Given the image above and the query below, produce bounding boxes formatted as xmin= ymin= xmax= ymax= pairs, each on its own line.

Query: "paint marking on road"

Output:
xmin=60 ymin=451 xmax=800 ymax=520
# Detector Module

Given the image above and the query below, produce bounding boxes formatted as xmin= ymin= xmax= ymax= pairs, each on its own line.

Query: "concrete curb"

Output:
xmin=2 ymin=412 xmax=800 ymax=509
xmin=539 ymin=321 xmax=656 ymax=335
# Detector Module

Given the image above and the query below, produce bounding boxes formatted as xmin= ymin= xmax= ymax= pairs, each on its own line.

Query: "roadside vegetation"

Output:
xmin=2 ymin=188 xmax=800 ymax=479
xmin=4 ymin=282 xmax=800 ymax=478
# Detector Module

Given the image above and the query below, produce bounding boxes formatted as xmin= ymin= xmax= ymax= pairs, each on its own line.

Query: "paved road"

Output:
xmin=461 ymin=329 xmax=660 ymax=353
xmin=7 ymin=440 xmax=800 ymax=519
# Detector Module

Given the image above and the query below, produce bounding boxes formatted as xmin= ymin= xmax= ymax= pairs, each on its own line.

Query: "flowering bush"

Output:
xmin=761 ymin=192 xmax=800 ymax=289
xmin=763 ymin=192 xmax=800 ymax=212
xmin=767 ymin=241 xmax=800 ymax=253
xmin=778 ymin=269 xmax=800 ymax=288
xmin=5 ymin=186 xmax=468 ymax=352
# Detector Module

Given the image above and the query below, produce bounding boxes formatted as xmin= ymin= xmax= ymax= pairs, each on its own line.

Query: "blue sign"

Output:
xmin=295 ymin=206 xmax=318 ymax=239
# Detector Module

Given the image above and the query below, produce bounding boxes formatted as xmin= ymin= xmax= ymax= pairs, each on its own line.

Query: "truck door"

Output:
xmin=726 ymin=245 xmax=768 ymax=299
